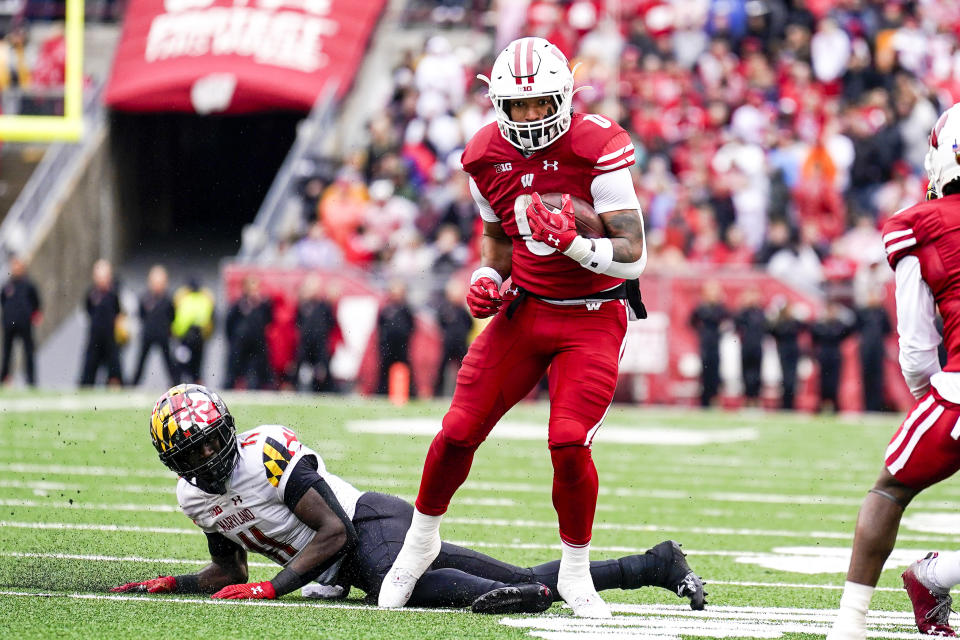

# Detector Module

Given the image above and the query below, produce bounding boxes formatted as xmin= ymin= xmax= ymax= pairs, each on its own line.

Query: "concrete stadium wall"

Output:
xmin=25 ymin=126 xmax=124 ymax=343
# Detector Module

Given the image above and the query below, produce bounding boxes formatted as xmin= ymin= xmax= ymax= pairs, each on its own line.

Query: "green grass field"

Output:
xmin=0 ymin=392 xmax=952 ymax=639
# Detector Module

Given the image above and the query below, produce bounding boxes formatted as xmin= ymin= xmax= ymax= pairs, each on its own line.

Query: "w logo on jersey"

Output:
xmin=521 ymin=174 xmax=534 ymax=188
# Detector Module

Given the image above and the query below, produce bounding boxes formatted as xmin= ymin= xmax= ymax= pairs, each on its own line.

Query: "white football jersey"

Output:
xmin=177 ymin=424 xmax=363 ymax=566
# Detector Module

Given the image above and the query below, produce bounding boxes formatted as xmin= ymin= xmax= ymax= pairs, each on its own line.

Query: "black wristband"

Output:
xmin=270 ymin=567 xmax=306 ymax=598
xmin=173 ymin=574 xmax=201 ymax=593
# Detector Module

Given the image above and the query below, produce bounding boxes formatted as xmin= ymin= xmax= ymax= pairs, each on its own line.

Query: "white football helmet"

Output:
xmin=925 ymin=102 xmax=960 ymax=200
xmin=479 ymin=37 xmax=577 ymax=152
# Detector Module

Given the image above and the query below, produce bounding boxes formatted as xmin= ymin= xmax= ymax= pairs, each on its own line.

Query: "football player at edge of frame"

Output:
xmin=111 ymin=384 xmax=708 ymax=614
xmin=828 ymin=102 xmax=960 ymax=639
xmin=378 ymin=36 xmax=692 ymax=619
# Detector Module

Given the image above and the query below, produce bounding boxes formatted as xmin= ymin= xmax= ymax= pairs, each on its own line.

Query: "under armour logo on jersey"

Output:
xmin=231 ymin=495 xmax=243 ymax=505
xmin=543 ymin=160 xmax=559 ymax=171
xmin=547 ymin=234 xmax=560 ymax=246
xmin=521 ymin=174 xmax=534 ymax=187
xmin=585 ymin=302 xmax=602 ymax=311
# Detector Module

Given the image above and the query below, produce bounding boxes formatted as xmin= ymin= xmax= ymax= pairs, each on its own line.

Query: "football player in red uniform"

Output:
xmin=378 ymin=37 xmax=703 ymax=618
xmin=829 ymin=104 xmax=960 ymax=638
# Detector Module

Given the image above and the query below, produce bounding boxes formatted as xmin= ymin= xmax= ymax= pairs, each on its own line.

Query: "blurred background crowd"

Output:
xmin=3 ymin=0 xmax=950 ymax=411
xmin=264 ymin=0 xmax=952 ymax=312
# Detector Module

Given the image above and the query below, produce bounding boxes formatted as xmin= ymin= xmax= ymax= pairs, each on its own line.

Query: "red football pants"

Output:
xmin=415 ymin=297 xmax=628 ymax=546
xmin=885 ymin=388 xmax=960 ymax=490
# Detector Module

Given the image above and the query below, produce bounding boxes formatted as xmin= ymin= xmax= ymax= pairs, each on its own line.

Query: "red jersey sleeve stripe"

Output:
xmin=886 ymin=237 xmax=917 ymax=255
xmin=883 ymin=229 xmax=914 ymax=243
xmin=596 ymin=143 xmax=634 ymax=163
xmin=595 ymin=153 xmax=636 ymax=171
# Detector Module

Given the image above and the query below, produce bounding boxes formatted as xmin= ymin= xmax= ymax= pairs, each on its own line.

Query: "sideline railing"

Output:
xmin=237 ymin=83 xmax=338 ymax=262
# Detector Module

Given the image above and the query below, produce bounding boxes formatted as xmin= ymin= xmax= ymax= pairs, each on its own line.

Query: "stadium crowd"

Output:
xmin=4 ymin=0 xmax=949 ymax=410
xmin=269 ymin=0 xmax=951 ymax=313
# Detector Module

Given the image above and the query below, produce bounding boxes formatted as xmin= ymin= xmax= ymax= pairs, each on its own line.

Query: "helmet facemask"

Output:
xmin=492 ymin=90 xmax=572 ymax=152
xmin=151 ymin=384 xmax=239 ymax=495
xmin=159 ymin=416 xmax=238 ymax=494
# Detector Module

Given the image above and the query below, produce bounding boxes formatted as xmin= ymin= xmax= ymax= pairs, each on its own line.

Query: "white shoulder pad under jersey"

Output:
xmin=177 ymin=425 xmax=362 ymax=566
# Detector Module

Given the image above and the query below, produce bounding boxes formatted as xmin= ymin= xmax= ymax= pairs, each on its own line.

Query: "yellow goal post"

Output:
xmin=0 ymin=0 xmax=84 ymax=142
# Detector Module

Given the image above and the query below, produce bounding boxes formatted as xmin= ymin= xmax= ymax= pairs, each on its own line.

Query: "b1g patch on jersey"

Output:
xmin=263 ymin=437 xmax=294 ymax=487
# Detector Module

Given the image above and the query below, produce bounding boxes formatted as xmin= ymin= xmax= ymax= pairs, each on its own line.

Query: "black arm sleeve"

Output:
xmin=282 ymin=455 xmax=320 ymax=510
xmin=282 ymin=456 xmax=358 ymax=579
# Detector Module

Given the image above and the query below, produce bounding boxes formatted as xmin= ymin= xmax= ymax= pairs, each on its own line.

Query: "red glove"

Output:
xmin=466 ymin=277 xmax=502 ymax=319
xmin=525 ymin=192 xmax=578 ymax=252
xmin=211 ymin=581 xmax=276 ymax=600
xmin=110 ymin=575 xmax=177 ymax=593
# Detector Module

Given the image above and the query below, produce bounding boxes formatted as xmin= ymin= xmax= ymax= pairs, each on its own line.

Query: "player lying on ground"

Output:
xmin=111 ymin=384 xmax=707 ymax=614
xmin=828 ymin=103 xmax=960 ymax=639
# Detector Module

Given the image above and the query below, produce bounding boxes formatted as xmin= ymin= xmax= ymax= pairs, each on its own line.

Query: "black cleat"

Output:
xmin=471 ymin=582 xmax=553 ymax=615
xmin=648 ymin=540 xmax=707 ymax=610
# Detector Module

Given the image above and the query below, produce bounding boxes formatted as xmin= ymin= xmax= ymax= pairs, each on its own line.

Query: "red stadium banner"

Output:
xmin=104 ymin=0 xmax=387 ymax=113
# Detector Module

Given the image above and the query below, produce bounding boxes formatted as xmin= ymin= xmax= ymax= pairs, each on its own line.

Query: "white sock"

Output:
xmin=929 ymin=551 xmax=960 ymax=592
xmin=833 ymin=581 xmax=874 ymax=629
xmin=558 ymin=542 xmax=593 ymax=585
xmin=403 ymin=509 xmax=442 ymax=550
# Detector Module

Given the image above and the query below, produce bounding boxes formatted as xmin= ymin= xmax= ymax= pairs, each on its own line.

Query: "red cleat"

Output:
xmin=903 ymin=558 xmax=956 ymax=636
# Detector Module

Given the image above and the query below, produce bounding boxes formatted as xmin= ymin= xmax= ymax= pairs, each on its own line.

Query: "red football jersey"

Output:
xmin=461 ymin=113 xmax=636 ymax=299
xmin=884 ymin=193 xmax=960 ymax=371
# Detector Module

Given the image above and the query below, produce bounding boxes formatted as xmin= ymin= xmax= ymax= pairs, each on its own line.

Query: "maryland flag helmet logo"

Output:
xmin=150 ymin=384 xmax=238 ymax=494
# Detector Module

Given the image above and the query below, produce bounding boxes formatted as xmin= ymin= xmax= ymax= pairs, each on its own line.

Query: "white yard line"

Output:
xmin=0 ymin=549 xmax=905 ymax=593
xmin=0 ymin=391 xmax=358 ymax=413
xmin=3 ymin=512 xmax=958 ymax=544
xmin=0 ymin=539 xmax=920 ymax=594
xmin=346 ymin=419 xmax=759 ymax=446
xmin=502 ymin=604 xmax=927 ymax=640
xmin=0 ymin=498 xmax=179 ymax=512
xmin=351 ymin=476 xmax=957 ymax=511
xmin=0 ymin=591 xmax=924 ymax=639
xmin=0 ymin=589 xmax=463 ymax=614
xmin=0 ymin=551 xmax=275 ymax=568
xmin=0 ymin=462 xmax=171 ymax=478
xmin=0 ymin=521 xmax=197 ymax=534
xmin=7 ymin=474 xmax=946 ymax=515
xmin=0 ymin=468 xmax=916 ymax=510
xmin=0 ymin=479 xmax=172 ymax=494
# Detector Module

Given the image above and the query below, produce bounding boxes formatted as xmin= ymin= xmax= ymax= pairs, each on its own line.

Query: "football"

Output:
xmin=537 ymin=192 xmax=607 ymax=239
